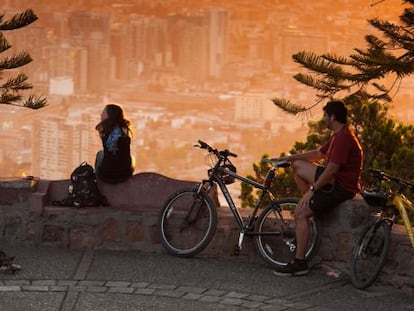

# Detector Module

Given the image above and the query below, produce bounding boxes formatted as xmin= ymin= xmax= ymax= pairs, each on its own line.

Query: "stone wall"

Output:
xmin=0 ymin=174 xmax=413 ymax=289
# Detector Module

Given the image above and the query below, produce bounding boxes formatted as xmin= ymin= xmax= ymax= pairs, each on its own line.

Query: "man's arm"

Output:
xmin=312 ymin=161 xmax=340 ymax=191
xmin=281 ymin=149 xmax=324 ymax=162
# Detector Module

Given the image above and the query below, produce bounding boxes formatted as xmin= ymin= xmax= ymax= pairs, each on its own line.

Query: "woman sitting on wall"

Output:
xmin=95 ymin=104 xmax=135 ymax=183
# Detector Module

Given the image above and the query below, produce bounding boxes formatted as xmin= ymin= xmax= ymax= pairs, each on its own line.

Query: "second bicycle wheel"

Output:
xmin=350 ymin=220 xmax=391 ymax=289
xmin=158 ymin=188 xmax=217 ymax=257
xmin=254 ymin=198 xmax=319 ymax=271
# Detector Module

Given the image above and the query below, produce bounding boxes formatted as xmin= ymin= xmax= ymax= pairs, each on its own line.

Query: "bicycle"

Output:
xmin=158 ymin=140 xmax=320 ymax=271
xmin=350 ymin=168 xmax=414 ymax=289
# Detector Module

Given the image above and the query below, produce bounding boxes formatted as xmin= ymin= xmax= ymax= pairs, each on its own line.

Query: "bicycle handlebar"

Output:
xmin=367 ymin=168 xmax=414 ymax=190
xmin=195 ymin=140 xmax=237 ymax=158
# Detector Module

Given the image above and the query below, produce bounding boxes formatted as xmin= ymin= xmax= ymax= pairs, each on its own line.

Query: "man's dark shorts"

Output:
xmin=309 ymin=166 xmax=355 ymax=214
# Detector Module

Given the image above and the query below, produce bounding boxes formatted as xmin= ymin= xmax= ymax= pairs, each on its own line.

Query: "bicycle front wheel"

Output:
xmin=254 ymin=198 xmax=319 ymax=271
xmin=158 ymin=188 xmax=217 ymax=257
xmin=350 ymin=219 xmax=391 ymax=289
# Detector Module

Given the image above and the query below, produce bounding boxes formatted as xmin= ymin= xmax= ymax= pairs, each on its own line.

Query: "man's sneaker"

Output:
xmin=272 ymin=259 xmax=309 ymax=276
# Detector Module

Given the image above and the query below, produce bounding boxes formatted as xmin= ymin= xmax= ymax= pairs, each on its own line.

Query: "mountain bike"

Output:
xmin=158 ymin=140 xmax=319 ymax=271
xmin=350 ymin=168 xmax=414 ymax=289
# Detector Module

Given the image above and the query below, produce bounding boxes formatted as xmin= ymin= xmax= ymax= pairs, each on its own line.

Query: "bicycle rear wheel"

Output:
xmin=350 ymin=219 xmax=391 ymax=289
xmin=254 ymin=198 xmax=319 ymax=271
xmin=158 ymin=188 xmax=217 ymax=257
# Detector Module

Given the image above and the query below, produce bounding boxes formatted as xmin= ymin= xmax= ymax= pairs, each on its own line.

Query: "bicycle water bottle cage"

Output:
xmin=361 ymin=190 xmax=388 ymax=207
xmin=219 ymin=163 xmax=237 ymax=184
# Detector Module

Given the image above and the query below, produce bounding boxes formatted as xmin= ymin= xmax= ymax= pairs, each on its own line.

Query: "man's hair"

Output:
xmin=323 ymin=100 xmax=347 ymax=124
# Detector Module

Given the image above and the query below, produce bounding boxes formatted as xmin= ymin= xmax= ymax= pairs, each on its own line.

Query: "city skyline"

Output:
xmin=0 ymin=1 xmax=413 ymax=182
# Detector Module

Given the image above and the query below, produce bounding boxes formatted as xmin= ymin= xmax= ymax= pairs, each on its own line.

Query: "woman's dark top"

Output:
xmin=98 ymin=127 xmax=133 ymax=183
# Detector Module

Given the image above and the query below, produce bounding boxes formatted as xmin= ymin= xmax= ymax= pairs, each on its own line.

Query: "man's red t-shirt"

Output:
xmin=319 ymin=126 xmax=363 ymax=194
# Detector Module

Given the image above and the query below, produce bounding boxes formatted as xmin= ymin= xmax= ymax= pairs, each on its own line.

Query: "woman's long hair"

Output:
xmin=95 ymin=104 xmax=133 ymax=139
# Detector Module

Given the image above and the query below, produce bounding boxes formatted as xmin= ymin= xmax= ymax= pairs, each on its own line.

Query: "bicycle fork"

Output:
xmin=233 ymin=231 xmax=245 ymax=256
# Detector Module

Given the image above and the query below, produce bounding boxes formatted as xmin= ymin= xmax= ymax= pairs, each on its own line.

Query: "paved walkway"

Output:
xmin=0 ymin=243 xmax=412 ymax=311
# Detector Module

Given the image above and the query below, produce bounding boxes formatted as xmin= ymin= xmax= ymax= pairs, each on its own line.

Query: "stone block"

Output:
xmin=29 ymin=193 xmax=45 ymax=215
xmin=42 ymin=225 xmax=65 ymax=242
xmin=149 ymin=223 xmax=160 ymax=245
xmin=318 ymin=236 xmax=335 ymax=261
xmin=46 ymin=179 xmax=71 ymax=203
xmin=3 ymin=216 xmax=23 ymax=240
xmin=318 ymin=197 xmax=372 ymax=262
xmin=0 ymin=178 xmax=37 ymax=207
xmin=126 ymin=221 xmax=144 ymax=242
xmin=99 ymin=218 xmax=121 ymax=242
xmin=26 ymin=221 xmax=38 ymax=241
xmin=336 ymin=232 xmax=354 ymax=262
xmin=69 ymin=227 xmax=97 ymax=249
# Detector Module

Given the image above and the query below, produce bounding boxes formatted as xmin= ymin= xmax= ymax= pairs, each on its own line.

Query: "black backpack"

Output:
xmin=69 ymin=162 xmax=104 ymax=207
xmin=53 ymin=162 xmax=106 ymax=207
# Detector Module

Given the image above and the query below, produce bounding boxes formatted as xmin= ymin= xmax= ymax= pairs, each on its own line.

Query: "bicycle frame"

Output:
xmin=202 ymin=165 xmax=276 ymax=236
xmin=192 ymin=140 xmax=293 ymax=251
xmin=393 ymin=193 xmax=414 ymax=250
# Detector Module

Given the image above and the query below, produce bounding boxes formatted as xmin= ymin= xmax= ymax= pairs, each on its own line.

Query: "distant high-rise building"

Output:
xmin=88 ymin=31 xmax=110 ymax=94
xmin=234 ymin=94 xmax=278 ymax=121
xmin=117 ymin=16 xmax=147 ymax=80
xmin=167 ymin=14 xmax=207 ymax=81
xmin=67 ymin=11 xmax=110 ymax=94
xmin=167 ymin=9 xmax=228 ymax=82
xmin=49 ymin=77 xmax=74 ymax=96
xmin=204 ymin=8 xmax=228 ymax=78
xmin=32 ymin=112 xmax=100 ymax=180
xmin=32 ymin=116 xmax=71 ymax=180
xmin=234 ymin=94 xmax=303 ymax=132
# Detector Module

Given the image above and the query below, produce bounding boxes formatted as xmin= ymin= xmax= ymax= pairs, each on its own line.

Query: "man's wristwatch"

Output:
xmin=310 ymin=185 xmax=315 ymax=192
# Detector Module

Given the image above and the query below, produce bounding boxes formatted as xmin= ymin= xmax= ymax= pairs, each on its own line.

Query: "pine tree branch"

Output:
xmin=0 ymin=33 xmax=11 ymax=54
xmin=271 ymin=97 xmax=324 ymax=115
xmin=293 ymin=73 xmax=327 ymax=90
xmin=400 ymin=6 xmax=414 ymax=26
xmin=0 ymin=9 xmax=46 ymax=110
xmin=293 ymin=51 xmax=357 ymax=84
xmin=293 ymin=73 xmax=349 ymax=94
xmin=321 ymin=53 xmax=351 ymax=65
xmin=271 ymin=98 xmax=307 ymax=115
xmin=24 ymin=95 xmax=47 ymax=109
xmin=0 ymin=9 xmax=38 ymax=31
xmin=0 ymin=93 xmax=47 ymax=109
xmin=365 ymin=34 xmax=387 ymax=49
xmin=0 ymin=92 xmax=22 ymax=105
xmin=369 ymin=19 xmax=400 ymax=40
xmin=369 ymin=19 xmax=414 ymax=51
xmin=371 ymin=82 xmax=388 ymax=93
xmin=0 ymin=52 xmax=32 ymax=69
xmin=1 ymin=73 xmax=32 ymax=91
xmin=293 ymin=51 xmax=347 ymax=77
xmin=372 ymin=92 xmax=392 ymax=102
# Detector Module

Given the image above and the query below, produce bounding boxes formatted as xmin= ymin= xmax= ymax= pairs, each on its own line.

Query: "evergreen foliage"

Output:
xmin=0 ymin=9 xmax=46 ymax=109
